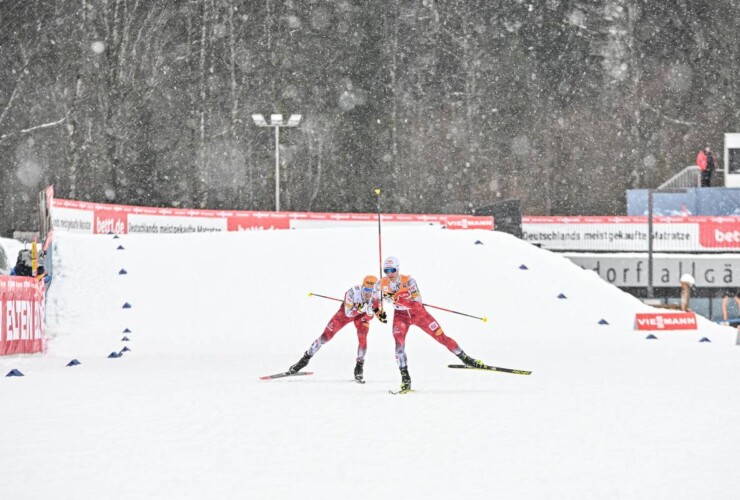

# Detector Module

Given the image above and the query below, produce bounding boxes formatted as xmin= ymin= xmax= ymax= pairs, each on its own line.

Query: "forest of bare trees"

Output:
xmin=1 ymin=0 xmax=738 ymax=235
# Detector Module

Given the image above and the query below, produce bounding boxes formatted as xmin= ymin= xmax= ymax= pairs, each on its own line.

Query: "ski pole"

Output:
xmin=309 ymin=293 xmax=487 ymax=322
xmin=307 ymin=292 xmax=342 ymax=303
xmin=422 ymin=303 xmax=488 ymax=322
xmin=374 ymin=188 xmax=384 ymax=313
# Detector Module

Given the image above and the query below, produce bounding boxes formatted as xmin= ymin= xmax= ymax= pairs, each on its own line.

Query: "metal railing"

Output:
xmin=658 ymin=165 xmax=725 ymax=189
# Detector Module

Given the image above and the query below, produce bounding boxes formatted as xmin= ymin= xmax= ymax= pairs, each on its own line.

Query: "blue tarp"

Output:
xmin=626 ymin=187 xmax=740 ymax=216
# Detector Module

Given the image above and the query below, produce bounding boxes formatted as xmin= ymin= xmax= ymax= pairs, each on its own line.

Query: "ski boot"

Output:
xmin=399 ymin=366 xmax=411 ymax=392
xmin=288 ymin=352 xmax=312 ymax=374
xmin=457 ymin=351 xmax=485 ymax=369
xmin=354 ymin=359 xmax=365 ymax=384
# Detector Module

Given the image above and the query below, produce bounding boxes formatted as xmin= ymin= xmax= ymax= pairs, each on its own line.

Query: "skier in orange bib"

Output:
xmin=288 ymin=275 xmax=386 ymax=383
xmin=380 ymin=256 xmax=485 ymax=392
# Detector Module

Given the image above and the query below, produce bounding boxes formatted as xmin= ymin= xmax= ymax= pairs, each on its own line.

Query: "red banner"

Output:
xmin=0 ymin=276 xmax=46 ymax=356
xmin=698 ymin=219 xmax=740 ymax=248
xmin=634 ymin=312 xmax=698 ymax=331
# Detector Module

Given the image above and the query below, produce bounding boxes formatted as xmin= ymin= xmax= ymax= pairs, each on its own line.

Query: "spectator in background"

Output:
xmin=679 ymin=274 xmax=694 ymax=312
xmin=10 ymin=248 xmax=46 ymax=280
xmin=697 ymin=146 xmax=717 ymax=187
xmin=11 ymin=249 xmax=34 ymax=276
xmin=722 ymin=290 xmax=740 ymax=326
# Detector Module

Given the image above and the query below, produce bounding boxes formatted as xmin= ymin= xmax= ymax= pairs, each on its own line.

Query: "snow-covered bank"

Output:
xmin=2 ymin=227 xmax=738 ymax=499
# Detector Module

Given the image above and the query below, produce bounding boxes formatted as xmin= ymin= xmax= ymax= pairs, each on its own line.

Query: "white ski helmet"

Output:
xmin=383 ymin=256 xmax=399 ymax=272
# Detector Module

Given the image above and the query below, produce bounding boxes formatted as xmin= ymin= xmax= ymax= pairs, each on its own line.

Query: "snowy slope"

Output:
xmin=0 ymin=236 xmax=24 ymax=273
xmin=2 ymin=226 xmax=739 ymax=500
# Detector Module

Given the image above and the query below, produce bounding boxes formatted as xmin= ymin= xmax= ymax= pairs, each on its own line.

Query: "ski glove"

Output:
xmin=374 ymin=308 xmax=388 ymax=324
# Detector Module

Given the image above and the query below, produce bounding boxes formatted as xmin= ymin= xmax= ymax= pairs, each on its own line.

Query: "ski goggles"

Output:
xmin=362 ymin=286 xmax=374 ymax=293
xmin=383 ymin=267 xmax=397 ymax=274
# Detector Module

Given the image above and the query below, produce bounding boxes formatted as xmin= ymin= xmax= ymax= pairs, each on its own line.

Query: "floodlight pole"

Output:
xmin=274 ymin=125 xmax=280 ymax=211
xmin=252 ymin=113 xmax=302 ymax=212
xmin=647 ymin=189 xmax=654 ymax=299
xmin=646 ymin=188 xmax=687 ymax=299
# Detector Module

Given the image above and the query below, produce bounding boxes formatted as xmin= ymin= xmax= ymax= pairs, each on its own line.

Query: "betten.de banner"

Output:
xmin=0 ymin=276 xmax=46 ymax=356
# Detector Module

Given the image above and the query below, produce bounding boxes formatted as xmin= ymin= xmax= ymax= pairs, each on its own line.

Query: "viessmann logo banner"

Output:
xmin=634 ymin=312 xmax=698 ymax=331
xmin=522 ymin=216 xmax=740 ymax=252
xmin=50 ymin=197 xmax=494 ymax=234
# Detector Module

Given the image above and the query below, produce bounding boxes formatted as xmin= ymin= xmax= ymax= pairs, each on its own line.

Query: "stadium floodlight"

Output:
xmin=251 ymin=114 xmax=268 ymax=127
xmin=252 ymin=113 xmax=302 ymax=212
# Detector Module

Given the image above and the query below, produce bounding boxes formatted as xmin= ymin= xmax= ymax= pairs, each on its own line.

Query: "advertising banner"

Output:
xmin=565 ymin=254 xmax=740 ymax=288
xmin=634 ymin=312 xmax=698 ymax=331
xmin=49 ymin=197 xmax=494 ymax=234
xmin=47 ymin=191 xmax=740 ymax=252
xmin=0 ymin=276 xmax=46 ymax=356
xmin=522 ymin=216 xmax=740 ymax=252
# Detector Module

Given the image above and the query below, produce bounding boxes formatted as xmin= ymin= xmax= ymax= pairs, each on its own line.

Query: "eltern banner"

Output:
xmin=49 ymin=197 xmax=494 ymax=234
xmin=634 ymin=312 xmax=698 ymax=331
xmin=0 ymin=276 xmax=46 ymax=356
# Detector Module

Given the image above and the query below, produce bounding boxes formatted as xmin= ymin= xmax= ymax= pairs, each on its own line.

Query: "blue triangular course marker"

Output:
xmin=113 ymin=235 xmax=120 ymax=239
xmin=557 ymin=293 xmax=567 ymax=299
xmin=123 ymin=328 xmax=132 ymax=333
xmin=117 ymin=245 xmax=125 ymax=250
xmin=121 ymin=336 xmax=130 ymax=342
xmin=122 ymin=302 xmax=132 ymax=309
xmin=474 ymin=240 xmax=484 ymax=245
xmin=119 ymin=269 xmax=128 ymax=275
xmin=598 ymin=319 xmax=609 ymax=325
xmin=120 ymin=346 xmax=131 ymax=353
xmin=66 ymin=359 xmax=81 ymax=367
xmin=646 ymin=334 xmax=658 ymax=340
xmin=519 ymin=264 xmax=528 ymax=270
xmin=6 ymin=369 xmax=24 ymax=377
xmin=108 ymin=352 xmax=122 ymax=358
xmin=699 ymin=337 xmax=711 ymax=343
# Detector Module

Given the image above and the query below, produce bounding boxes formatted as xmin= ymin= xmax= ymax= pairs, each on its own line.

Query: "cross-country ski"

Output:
xmin=258 ymin=371 xmax=314 ymax=381
xmin=448 ymin=364 xmax=532 ymax=375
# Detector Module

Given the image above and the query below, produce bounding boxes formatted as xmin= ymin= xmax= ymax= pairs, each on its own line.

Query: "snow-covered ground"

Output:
xmin=2 ymin=226 xmax=739 ymax=499
xmin=0 ymin=236 xmax=24 ymax=274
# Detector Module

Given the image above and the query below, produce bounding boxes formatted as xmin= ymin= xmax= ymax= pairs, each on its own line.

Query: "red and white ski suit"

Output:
xmin=380 ymin=274 xmax=461 ymax=368
xmin=307 ymin=286 xmax=381 ymax=361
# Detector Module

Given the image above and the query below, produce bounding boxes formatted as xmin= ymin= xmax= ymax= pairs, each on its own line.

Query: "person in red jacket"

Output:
xmin=288 ymin=275 xmax=386 ymax=383
xmin=379 ymin=256 xmax=486 ymax=392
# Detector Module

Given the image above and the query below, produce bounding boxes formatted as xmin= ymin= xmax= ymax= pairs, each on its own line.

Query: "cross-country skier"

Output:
xmin=380 ymin=256 xmax=485 ymax=392
xmin=288 ymin=275 xmax=387 ymax=383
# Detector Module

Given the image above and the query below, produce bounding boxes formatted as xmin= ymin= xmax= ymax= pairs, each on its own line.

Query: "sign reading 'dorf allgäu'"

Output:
xmin=564 ymin=254 xmax=740 ymax=288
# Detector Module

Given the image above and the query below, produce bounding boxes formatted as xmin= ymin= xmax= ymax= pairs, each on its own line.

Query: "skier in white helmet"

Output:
xmin=379 ymin=256 xmax=486 ymax=392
